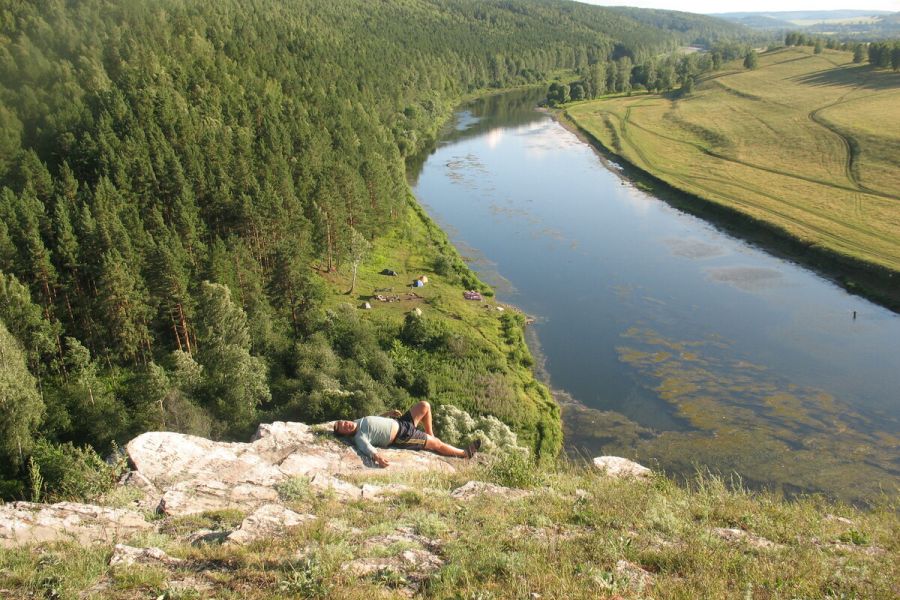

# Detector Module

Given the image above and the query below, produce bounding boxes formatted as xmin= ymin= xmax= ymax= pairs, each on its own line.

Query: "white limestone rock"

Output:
xmin=592 ymin=456 xmax=651 ymax=479
xmin=109 ymin=544 xmax=183 ymax=567
xmin=125 ymin=421 xmax=455 ymax=515
xmin=226 ymin=504 xmax=315 ymax=545
xmin=712 ymin=527 xmax=783 ymax=550
xmin=614 ymin=559 xmax=655 ymax=591
xmin=450 ymin=480 xmax=531 ymax=501
xmin=0 ymin=502 xmax=152 ymax=548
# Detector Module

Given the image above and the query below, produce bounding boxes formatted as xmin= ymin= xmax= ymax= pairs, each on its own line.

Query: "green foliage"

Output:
xmin=868 ymin=41 xmax=900 ymax=70
xmin=434 ymin=404 xmax=526 ymax=455
xmin=400 ymin=312 xmax=448 ymax=350
xmin=839 ymin=529 xmax=870 ymax=546
xmin=195 ymin=282 xmax=270 ymax=436
xmin=278 ymin=557 xmax=330 ymax=598
xmin=0 ymin=271 xmax=60 ymax=374
xmin=744 ymin=50 xmax=759 ymax=70
xmin=547 ymin=82 xmax=571 ymax=106
xmin=484 ymin=449 xmax=544 ymax=488
xmin=275 ymin=476 xmax=311 ymax=502
xmin=432 ymin=254 xmax=453 ymax=276
xmin=0 ymin=319 xmax=44 ymax=476
xmin=28 ymin=439 xmax=125 ymax=503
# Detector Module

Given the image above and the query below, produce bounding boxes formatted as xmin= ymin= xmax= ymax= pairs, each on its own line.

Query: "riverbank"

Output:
xmin=560 ymin=47 xmax=900 ymax=313
xmin=316 ymin=193 xmax=561 ymax=461
xmin=558 ymin=111 xmax=900 ymax=313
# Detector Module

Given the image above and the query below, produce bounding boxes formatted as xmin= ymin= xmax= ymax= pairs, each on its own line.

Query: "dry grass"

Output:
xmin=566 ymin=47 xmax=900 ymax=273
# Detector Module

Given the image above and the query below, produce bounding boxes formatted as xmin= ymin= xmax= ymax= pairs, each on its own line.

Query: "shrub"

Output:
xmin=276 ymin=476 xmax=311 ymax=502
xmin=400 ymin=312 xmax=447 ymax=349
xmin=28 ymin=439 xmax=126 ymax=502
xmin=432 ymin=254 xmax=453 ymax=276
xmin=434 ymin=404 xmax=526 ymax=455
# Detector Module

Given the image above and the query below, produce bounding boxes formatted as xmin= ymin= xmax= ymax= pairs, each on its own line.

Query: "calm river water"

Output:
xmin=411 ymin=89 xmax=899 ymax=504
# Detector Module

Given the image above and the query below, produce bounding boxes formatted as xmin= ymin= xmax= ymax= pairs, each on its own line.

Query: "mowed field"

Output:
xmin=566 ymin=47 xmax=900 ymax=273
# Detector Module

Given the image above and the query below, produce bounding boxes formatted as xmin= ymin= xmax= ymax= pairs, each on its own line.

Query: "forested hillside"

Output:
xmin=0 ymin=0 xmax=745 ymax=498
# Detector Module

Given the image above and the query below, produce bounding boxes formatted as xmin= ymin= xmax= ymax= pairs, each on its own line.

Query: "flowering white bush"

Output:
xmin=434 ymin=404 xmax=527 ymax=455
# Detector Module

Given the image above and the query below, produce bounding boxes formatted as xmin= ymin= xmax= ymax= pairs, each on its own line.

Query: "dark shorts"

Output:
xmin=392 ymin=411 xmax=428 ymax=450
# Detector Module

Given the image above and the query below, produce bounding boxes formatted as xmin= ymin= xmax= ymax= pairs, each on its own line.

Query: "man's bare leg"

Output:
xmin=424 ymin=435 xmax=466 ymax=458
xmin=408 ymin=400 xmax=434 ymax=436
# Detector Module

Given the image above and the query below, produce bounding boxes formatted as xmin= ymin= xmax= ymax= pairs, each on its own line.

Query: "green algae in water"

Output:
xmin=609 ymin=328 xmax=900 ymax=505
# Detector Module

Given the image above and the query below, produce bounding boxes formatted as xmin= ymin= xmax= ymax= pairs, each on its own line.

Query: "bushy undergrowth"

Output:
xmin=27 ymin=439 xmax=126 ymax=503
xmin=433 ymin=405 xmax=526 ymax=455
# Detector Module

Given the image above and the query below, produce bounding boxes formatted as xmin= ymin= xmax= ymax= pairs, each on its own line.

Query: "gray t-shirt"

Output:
xmin=353 ymin=416 xmax=396 ymax=458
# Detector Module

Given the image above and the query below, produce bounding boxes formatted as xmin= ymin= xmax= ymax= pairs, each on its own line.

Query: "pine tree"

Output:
xmin=0 ymin=319 xmax=44 ymax=476
xmin=96 ymin=249 xmax=152 ymax=363
xmin=270 ymin=243 xmax=323 ymax=339
xmin=0 ymin=271 xmax=61 ymax=376
xmin=195 ymin=281 xmax=269 ymax=435
xmin=743 ymin=51 xmax=759 ymax=70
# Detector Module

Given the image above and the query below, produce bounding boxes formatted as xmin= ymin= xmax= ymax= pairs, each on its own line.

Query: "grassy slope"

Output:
xmin=565 ymin=47 xmax=900 ymax=283
xmin=1 ymin=462 xmax=897 ymax=598
xmin=316 ymin=194 xmax=561 ymax=460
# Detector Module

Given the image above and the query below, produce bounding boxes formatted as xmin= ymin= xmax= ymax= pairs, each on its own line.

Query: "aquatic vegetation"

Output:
xmin=605 ymin=327 xmax=900 ymax=504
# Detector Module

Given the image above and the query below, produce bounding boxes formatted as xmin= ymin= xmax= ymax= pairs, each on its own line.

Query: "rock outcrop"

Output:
xmin=0 ymin=502 xmax=153 ymax=548
xmin=226 ymin=504 xmax=316 ymax=545
xmin=0 ymin=421 xmax=462 ymax=549
xmin=0 ymin=421 xmax=648 ymax=561
xmin=125 ymin=421 xmax=455 ymax=516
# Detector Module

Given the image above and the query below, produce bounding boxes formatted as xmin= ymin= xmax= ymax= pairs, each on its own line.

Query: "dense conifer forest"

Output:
xmin=0 ymin=0 xmax=747 ymax=498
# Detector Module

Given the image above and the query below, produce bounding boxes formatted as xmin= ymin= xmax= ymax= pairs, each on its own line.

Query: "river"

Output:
xmin=410 ymin=88 xmax=899 ymax=505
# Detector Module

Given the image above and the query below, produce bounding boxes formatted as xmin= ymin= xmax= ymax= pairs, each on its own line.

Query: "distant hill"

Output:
xmin=725 ymin=15 xmax=797 ymax=30
xmin=604 ymin=6 xmax=755 ymax=44
xmin=713 ymin=10 xmax=900 ymax=39
xmin=711 ymin=10 xmax=893 ymax=23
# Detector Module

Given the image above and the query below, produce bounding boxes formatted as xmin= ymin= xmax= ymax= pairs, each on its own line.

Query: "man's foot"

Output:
xmin=465 ymin=438 xmax=481 ymax=459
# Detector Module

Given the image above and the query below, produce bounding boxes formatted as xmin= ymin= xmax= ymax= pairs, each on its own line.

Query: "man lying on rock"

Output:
xmin=333 ymin=401 xmax=480 ymax=467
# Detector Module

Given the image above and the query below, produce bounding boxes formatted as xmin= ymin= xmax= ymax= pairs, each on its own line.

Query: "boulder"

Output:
xmin=0 ymin=502 xmax=152 ymax=548
xmin=712 ymin=527 xmax=782 ymax=550
xmin=226 ymin=504 xmax=315 ymax=545
xmin=592 ymin=456 xmax=651 ymax=479
xmin=109 ymin=544 xmax=183 ymax=567
xmin=614 ymin=559 xmax=655 ymax=591
xmin=450 ymin=481 xmax=531 ymax=501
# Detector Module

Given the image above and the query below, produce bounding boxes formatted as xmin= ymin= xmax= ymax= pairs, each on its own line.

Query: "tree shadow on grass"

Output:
xmin=791 ymin=64 xmax=900 ymax=91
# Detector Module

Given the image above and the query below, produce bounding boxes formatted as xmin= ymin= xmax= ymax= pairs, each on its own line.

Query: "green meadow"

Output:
xmin=566 ymin=46 xmax=900 ymax=278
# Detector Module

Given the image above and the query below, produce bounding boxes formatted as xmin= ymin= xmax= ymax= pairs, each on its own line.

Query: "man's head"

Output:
xmin=333 ymin=420 xmax=357 ymax=436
